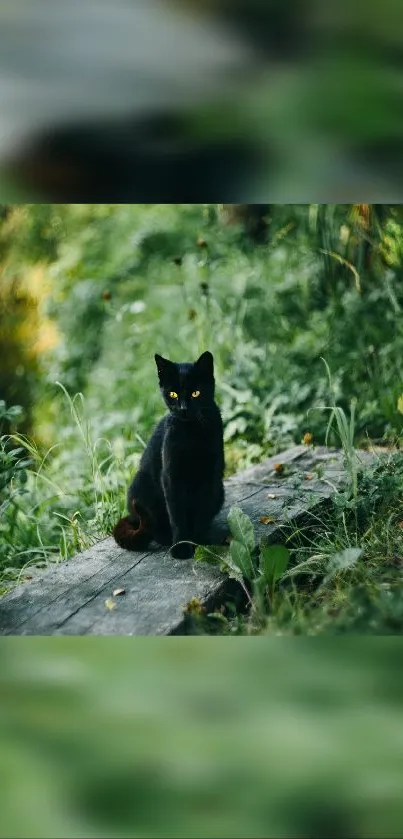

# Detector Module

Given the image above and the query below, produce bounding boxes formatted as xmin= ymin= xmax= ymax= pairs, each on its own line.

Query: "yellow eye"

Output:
xmin=192 ymin=390 xmax=200 ymax=398
xmin=169 ymin=391 xmax=178 ymax=399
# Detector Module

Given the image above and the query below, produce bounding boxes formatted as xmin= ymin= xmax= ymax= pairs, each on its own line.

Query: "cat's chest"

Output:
xmin=162 ymin=424 xmax=216 ymax=471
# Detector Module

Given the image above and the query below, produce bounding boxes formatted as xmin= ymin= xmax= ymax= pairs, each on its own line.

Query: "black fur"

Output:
xmin=113 ymin=351 xmax=225 ymax=559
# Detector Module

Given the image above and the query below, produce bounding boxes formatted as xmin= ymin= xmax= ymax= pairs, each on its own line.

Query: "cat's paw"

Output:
xmin=171 ymin=541 xmax=195 ymax=560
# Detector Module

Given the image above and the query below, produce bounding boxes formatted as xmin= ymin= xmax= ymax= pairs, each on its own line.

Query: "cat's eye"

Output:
xmin=169 ymin=391 xmax=178 ymax=399
xmin=192 ymin=390 xmax=200 ymax=398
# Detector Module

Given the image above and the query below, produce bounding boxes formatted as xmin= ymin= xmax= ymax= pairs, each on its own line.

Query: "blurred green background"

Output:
xmin=1 ymin=203 xmax=403 ymax=592
xmin=1 ymin=638 xmax=403 ymax=838
xmin=2 ymin=1 xmax=403 ymax=201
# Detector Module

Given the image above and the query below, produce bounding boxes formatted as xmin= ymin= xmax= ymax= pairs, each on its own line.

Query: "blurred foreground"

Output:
xmin=1 ymin=639 xmax=403 ymax=838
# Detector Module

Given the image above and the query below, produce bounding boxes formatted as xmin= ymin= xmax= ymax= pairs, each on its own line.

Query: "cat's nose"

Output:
xmin=179 ymin=402 xmax=187 ymax=412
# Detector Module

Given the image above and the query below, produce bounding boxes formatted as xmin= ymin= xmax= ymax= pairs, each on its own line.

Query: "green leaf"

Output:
xmin=195 ymin=542 xmax=252 ymax=584
xmin=398 ymin=395 xmax=403 ymax=415
xmin=221 ymin=550 xmax=246 ymax=584
xmin=259 ymin=544 xmax=290 ymax=586
xmin=227 ymin=506 xmax=255 ymax=554
xmin=229 ymin=539 xmax=254 ymax=581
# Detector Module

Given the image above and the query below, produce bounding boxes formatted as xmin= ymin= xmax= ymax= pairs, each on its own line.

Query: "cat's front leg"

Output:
xmin=162 ymin=474 xmax=194 ymax=559
xmin=189 ymin=482 xmax=225 ymax=548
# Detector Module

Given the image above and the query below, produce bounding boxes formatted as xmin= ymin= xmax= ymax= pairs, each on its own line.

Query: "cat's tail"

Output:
xmin=113 ymin=501 xmax=152 ymax=551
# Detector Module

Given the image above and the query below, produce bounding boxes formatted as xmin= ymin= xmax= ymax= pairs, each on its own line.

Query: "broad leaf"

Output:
xmin=259 ymin=544 xmax=290 ymax=586
xmin=230 ymin=539 xmax=254 ymax=581
xmin=222 ymin=550 xmax=247 ymax=584
xmin=227 ymin=506 xmax=255 ymax=554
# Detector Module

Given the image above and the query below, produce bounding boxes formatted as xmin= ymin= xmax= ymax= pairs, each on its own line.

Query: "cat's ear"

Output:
xmin=154 ymin=354 xmax=173 ymax=381
xmin=195 ymin=351 xmax=214 ymax=378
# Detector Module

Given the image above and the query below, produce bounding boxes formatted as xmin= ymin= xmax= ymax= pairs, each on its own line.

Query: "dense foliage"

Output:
xmin=1 ymin=203 xmax=403 ymax=630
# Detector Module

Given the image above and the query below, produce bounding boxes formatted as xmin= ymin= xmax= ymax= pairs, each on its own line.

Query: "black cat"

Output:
xmin=113 ymin=351 xmax=225 ymax=559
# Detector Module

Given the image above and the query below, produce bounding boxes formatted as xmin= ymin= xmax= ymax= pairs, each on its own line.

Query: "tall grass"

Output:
xmin=310 ymin=358 xmax=360 ymax=503
xmin=0 ymin=386 xmax=141 ymax=593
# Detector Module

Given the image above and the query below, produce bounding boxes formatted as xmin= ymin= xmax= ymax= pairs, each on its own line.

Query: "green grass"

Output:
xmin=0 ymin=387 xmax=136 ymax=591
xmin=184 ymin=449 xmax=403 ymax=636
xmin=2 ymin=378 xmax=403 ymax=636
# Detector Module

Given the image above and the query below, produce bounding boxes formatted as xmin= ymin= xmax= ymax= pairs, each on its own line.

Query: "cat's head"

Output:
xmin=154 ymin=351 xmax=215 ymax=419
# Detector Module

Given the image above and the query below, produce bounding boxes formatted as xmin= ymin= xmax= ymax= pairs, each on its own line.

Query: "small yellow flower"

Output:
xmin=273 ymin=463 xmax=284 ymax=474
xmin=302 ymin=432 xmax=313 ymax=445
xmin=184 ymin=597 xmax=205 ymax=616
